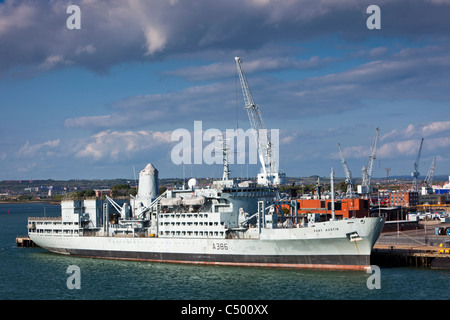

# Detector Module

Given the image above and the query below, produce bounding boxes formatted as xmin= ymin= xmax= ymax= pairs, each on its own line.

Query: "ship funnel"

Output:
xmin=137 ymin=163 xmax=159 ymax=207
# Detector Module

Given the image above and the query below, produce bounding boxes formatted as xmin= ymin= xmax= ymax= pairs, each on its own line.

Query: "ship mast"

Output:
xmin=220 ymin=136 xmax=230 ymax=181
xmin=330 ymin=167 xmax=335 ymax=221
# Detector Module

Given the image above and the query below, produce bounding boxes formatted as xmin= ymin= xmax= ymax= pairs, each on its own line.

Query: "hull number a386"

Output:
xmin=212 ymin=242 xmax=228 ymax=250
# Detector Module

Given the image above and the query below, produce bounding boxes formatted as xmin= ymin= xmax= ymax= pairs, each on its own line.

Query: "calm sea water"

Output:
xmin=1 ymin=202 xmax=449 ymax=301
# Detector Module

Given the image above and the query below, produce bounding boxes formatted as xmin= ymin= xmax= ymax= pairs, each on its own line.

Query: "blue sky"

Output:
xmin=1 ymin=0 xmax=450 ymax=181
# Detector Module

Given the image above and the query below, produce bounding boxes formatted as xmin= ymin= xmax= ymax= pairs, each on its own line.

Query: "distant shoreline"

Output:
xmin=0 ymin=200 xmax=61 ymax=205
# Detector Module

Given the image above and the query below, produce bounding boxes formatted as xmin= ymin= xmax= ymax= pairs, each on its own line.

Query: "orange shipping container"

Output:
xmin=282 ymin=198 xmax=369 ymax=219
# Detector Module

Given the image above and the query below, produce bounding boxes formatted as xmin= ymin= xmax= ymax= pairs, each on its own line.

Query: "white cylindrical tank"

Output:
xmin=188 ymin=178 xmax=197 ymax=190
xmin=137 ymin=163 xmax=159 ymax=207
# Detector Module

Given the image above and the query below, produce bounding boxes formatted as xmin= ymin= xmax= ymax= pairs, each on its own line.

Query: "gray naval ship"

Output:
xmin=27 ymin=57 xmax=384 ymax=270
xmin=27 ymin=162 xmax=385 ymax=271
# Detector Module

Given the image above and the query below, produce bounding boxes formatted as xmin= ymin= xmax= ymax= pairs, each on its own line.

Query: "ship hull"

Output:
xmin=52 ymin=247 xmax=369 ymax=270
xmin=29 ymin=217 xmax=384 ymax=271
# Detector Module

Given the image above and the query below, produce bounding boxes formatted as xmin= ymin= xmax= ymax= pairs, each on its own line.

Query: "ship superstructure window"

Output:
xmin=156 ymin=200 xmax=227 ymax=239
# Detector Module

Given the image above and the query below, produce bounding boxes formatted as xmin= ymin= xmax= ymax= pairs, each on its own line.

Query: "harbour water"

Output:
xmin=1 ymin=202 xmax=449 ymax=301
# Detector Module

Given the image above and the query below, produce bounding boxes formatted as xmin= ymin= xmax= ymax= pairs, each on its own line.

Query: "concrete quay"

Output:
xmin=371 ymin=222 xmax=450 ymax=269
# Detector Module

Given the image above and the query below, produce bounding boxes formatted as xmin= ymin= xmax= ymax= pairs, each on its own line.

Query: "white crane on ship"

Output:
xmin=235 ymin=57 xmax=285 ymax=186
xmin=411 ymin=138 xmax=424 ymax=192
xmin=337 ymin=143 xmax=355 ymax=198
xmin=358 ymin=127 xmax=379 ymax=195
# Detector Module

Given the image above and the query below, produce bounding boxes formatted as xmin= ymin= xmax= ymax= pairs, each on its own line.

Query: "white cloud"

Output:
xmin=382 ymin=121 xmax=450 ymax=142
xmin=16 ymin=162 xmax=37 ymax=173
xmin=75 ymin=130 xmax=172 ymax=161
xmin=0 ymin=2 xmax=36 ymax=35
xmin=75 ymin=44 xmax=96 ymax=55
xmin=340 ymin=145 xmax=370 ymax=159
xmin=16 ymin=139 xmax=60 ymax=157
xmin=143 ymin=26 xmax=167 ymax=55
xmin=165 ymin=55 xmax=334 ymax=81
xmin=377 ymin=139 xmax=421 ymax=159
xmin=64 ymin=82 xmax=230 ymax=130
xmin=421 ymin=121 xmax=450 ymax=136
xmin=369 ymin=47 xmax=388 ymax=58
xmin=6 ymin=130 xmax=176 ymax=178
xmin=37 ymin=55 xmax=72 ymax=71
xmin=374 ymin=121 xmax=450 ymax=159
xmin=328 ymin=121 xmax=450 ymax=167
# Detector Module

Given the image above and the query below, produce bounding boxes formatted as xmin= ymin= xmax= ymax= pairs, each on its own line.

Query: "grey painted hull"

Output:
xmin=30 ymin=217 xmax=384 ymax=271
